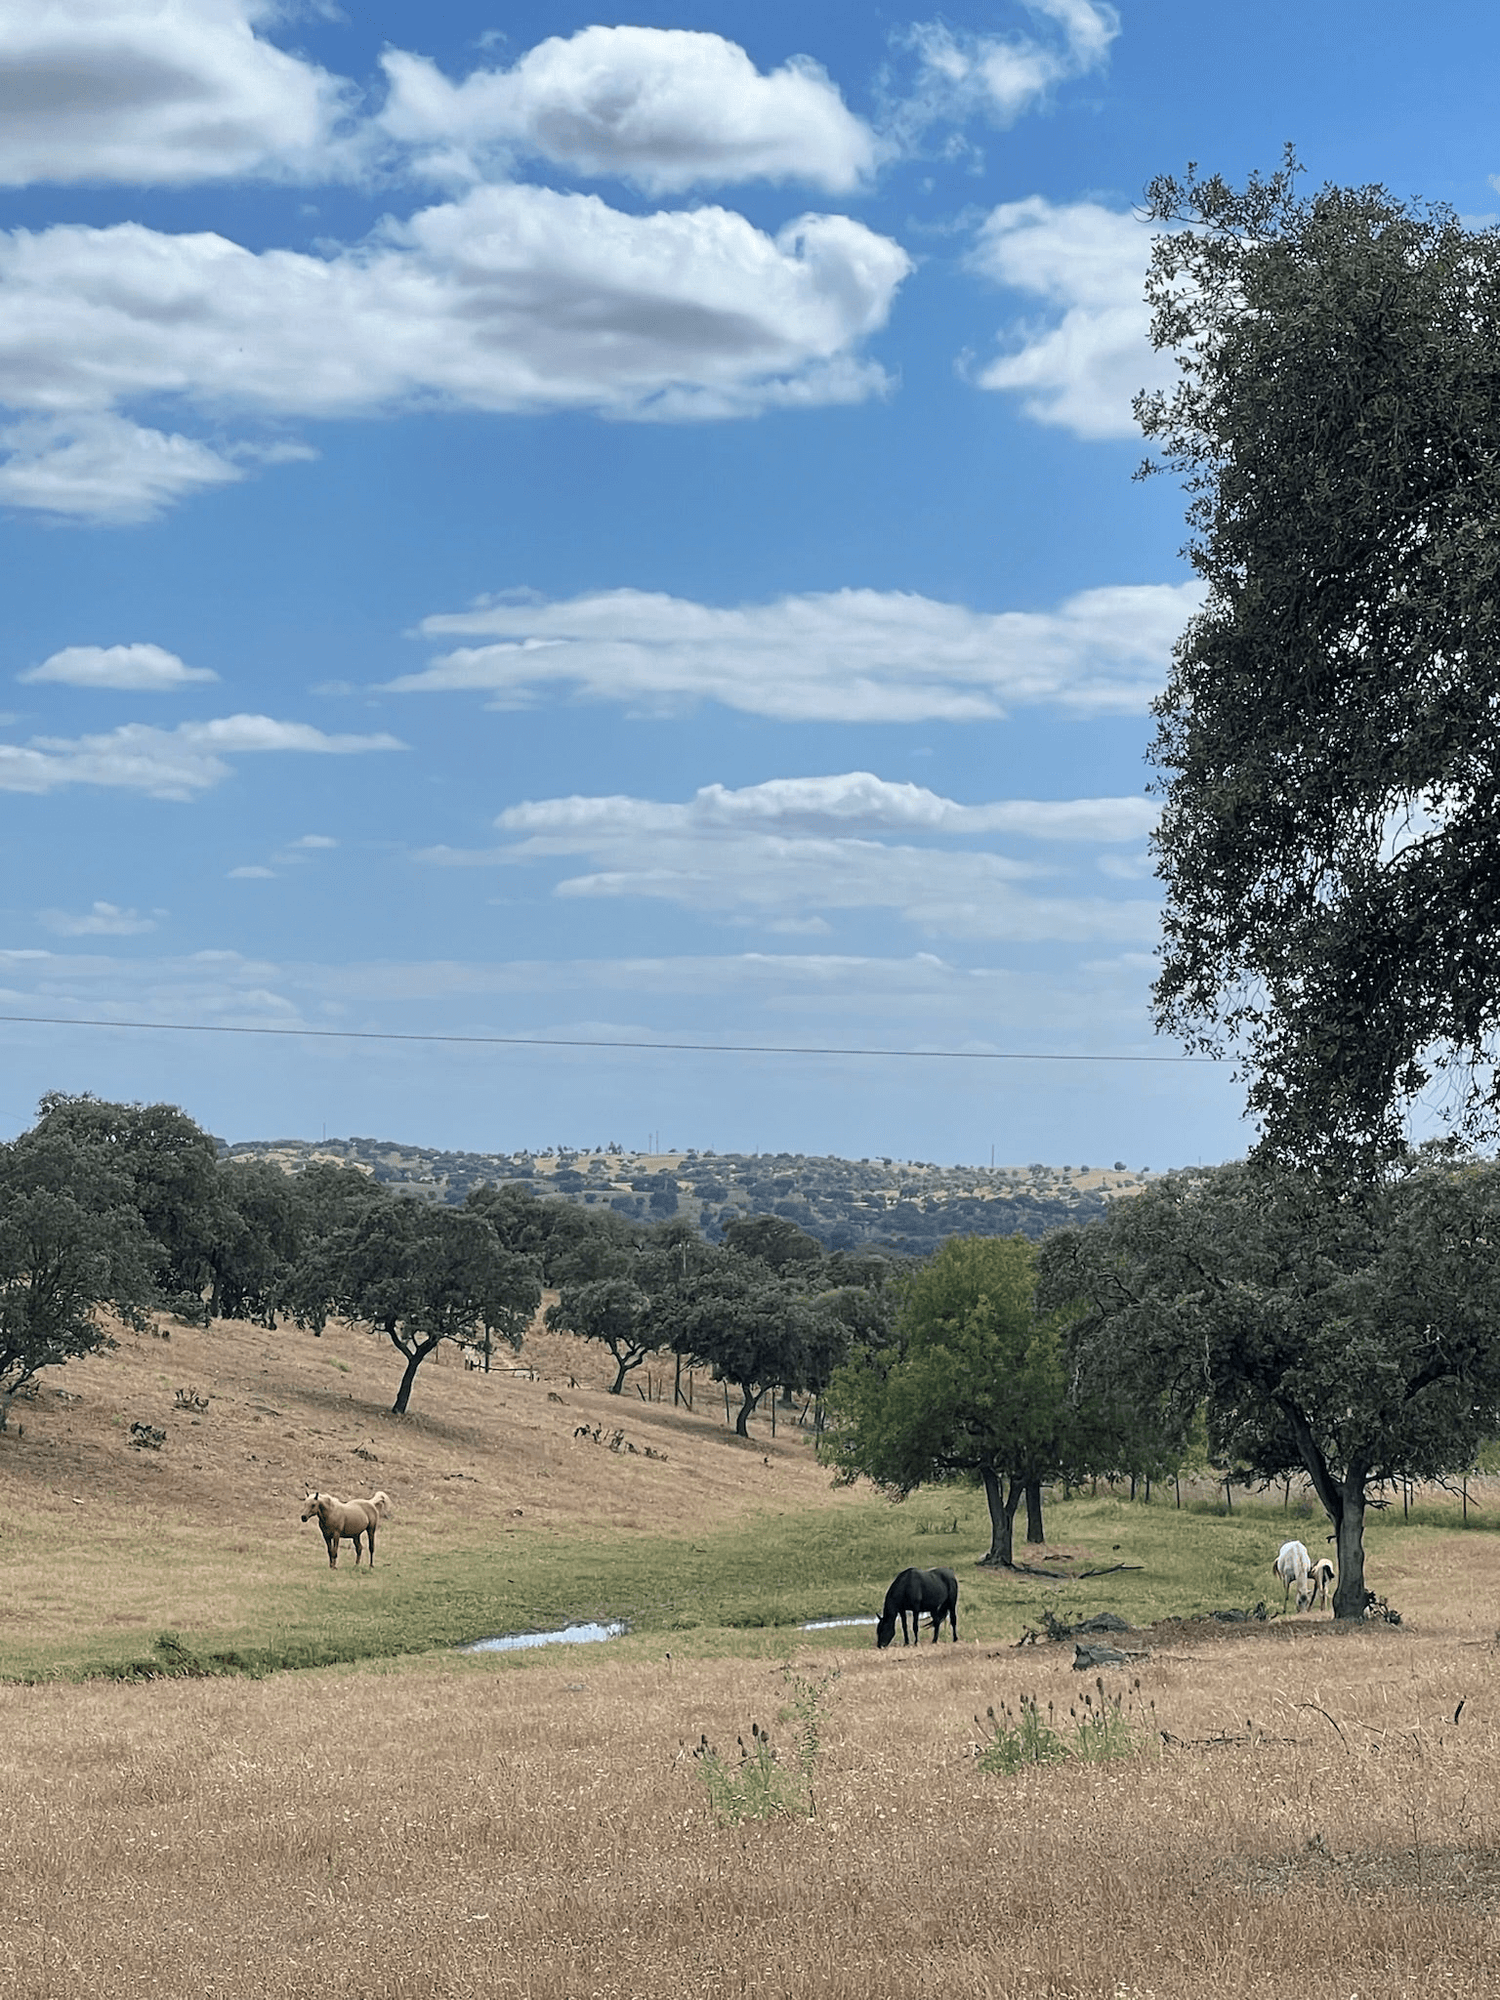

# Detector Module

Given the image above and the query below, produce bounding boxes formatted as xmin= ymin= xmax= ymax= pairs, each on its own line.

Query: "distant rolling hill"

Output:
xmin=222 ymin=1136 xmax=1156 ymax=1255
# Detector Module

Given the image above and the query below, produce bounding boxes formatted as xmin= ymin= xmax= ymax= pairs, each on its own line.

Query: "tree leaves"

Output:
xmin=1042 ymin=1155 xmax=1500 ymax=1611
xmin=1138 ymin=155 xmax=1500 ymax=1158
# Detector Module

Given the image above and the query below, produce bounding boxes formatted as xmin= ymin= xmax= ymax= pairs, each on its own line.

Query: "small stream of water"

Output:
xmin=463 ymin=1620 xmax=627 ymax=1653
xmin=463 ymin=1613 xmax=876 ymax=1652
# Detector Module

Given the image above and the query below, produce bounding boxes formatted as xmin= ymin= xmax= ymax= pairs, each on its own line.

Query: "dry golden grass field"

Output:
xmin=5 ymin=1307 xmax=1500 ymax=1997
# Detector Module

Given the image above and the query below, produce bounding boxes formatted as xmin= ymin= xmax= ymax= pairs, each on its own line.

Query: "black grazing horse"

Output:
xmin=876 ymin=1567 xmax=959 ymax=1647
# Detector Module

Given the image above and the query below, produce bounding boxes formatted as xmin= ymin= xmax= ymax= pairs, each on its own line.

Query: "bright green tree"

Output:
xmin=822 ymin=1235 xmax=1070 ymax=1567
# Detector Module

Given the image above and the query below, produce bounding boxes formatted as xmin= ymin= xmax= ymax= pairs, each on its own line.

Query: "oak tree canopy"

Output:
xmin=1140 ymin=152 xmax=1500 ymax=1159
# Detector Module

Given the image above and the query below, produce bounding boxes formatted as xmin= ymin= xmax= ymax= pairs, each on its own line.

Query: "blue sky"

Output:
xmin=0 ymin=1 xmax=1490 ymax=1167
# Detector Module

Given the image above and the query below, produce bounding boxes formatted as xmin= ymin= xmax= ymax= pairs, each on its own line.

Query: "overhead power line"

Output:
xmin=0 ymin=1009 xmax=1212 ymax=1064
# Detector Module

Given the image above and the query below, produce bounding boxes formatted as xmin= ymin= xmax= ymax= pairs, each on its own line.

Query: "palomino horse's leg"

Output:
xmin=325 ymin=1528 xmax=338 ymax=1568
xmin=367 ymin=1521 xmax=376 ymax=1569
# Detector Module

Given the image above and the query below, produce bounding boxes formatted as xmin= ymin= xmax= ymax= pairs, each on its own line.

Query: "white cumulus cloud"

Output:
xmin=967 ymin=198 xmax=1173 ymax=439
xmin=393 ymin=580 xmax=1200 ymax=722
xmin=0 ymin=196 xmax=909 ymax=418
xmin=379 ymin=26 xmax=877 ymax=194
xmin=0 ymin=0 xmax=352 ymax=188
xmin=19 ymin=642 xmax=218 ymax=689
xmin=0 ymin=187 xmax=909 ymax=521
xmin=0 ymin=714 xmax=403 ymax=799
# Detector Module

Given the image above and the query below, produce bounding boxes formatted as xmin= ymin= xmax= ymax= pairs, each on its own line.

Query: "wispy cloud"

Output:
xmin=37 ymin=900 xmax=157 ymax=936
xmin=890 ymin=2 xmax=1119 ymax=147
xmin=0 ymin=412 xmax=244 ymax=523
xmin=0 ymin=715 xmax=403 ymax=799
xmin=967 ymin=197 xmax=1172 ymax=438
xmin=498 ymin=772 xmax=1157 ymax=841
xmin=418 ymin=771 xmax=1159 ymax=945
xmin=394 ymin=581 xmax=1200 ymax=723
xmin=0 ymin=939 xmax=1175 ymax=1058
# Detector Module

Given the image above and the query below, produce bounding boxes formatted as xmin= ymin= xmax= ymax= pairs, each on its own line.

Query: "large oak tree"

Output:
xmin=0 ymin=1123 xmax=157 ymax=1422
xmin=1040 ymin=1156 xmax=1500 ymax=1616
xmin=1138 ymin=154 xmax=1500 ymax=1159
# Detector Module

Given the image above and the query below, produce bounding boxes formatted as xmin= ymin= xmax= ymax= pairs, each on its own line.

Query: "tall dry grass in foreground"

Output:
xmin=8 ymin=1613 xmax=1500 ymax=2000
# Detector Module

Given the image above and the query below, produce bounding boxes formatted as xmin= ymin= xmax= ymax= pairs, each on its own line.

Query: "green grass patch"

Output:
xmin=0 ymin=1487 xmax=1425 ymax=1684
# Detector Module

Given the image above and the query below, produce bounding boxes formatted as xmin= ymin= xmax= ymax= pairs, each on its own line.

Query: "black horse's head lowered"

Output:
xmin=876 ymin=1566 xmax=959 ymax=1647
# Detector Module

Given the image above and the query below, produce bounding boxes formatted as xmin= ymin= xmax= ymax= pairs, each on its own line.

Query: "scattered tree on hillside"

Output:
xmin=668 ymin=1253 xmax=842 ymax=1437
xmin=722 ymin=1214 xmax=823 ymax=1274
xmin=1039 ymin=1156 xmax=1500 ymax=1616
xmin=822 ymin=1235 xmax=1071 ymax=1565
xmin=208 ymin=1158 xmax=301 ymax=1325
xmin=308 ymin=1197 xmax=541 ymax=1414
xmin=466 ymin=1181 xmax=635 ymax=1284
xmin=33 ymin=1093 xmax=225 ymax=1320
xmin=0 ymin=1121 xmax=157 ymax=1424
xmin=1138 ymin=154 xmax=1500 ymax=1159
xmin=282 ymin=1162 xmax=388 ymax=1333
xmin=546 ymin=1276 xmax=653 ymax=1395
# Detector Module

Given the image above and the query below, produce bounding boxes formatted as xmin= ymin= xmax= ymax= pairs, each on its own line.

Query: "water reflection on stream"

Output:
xmin=463 ymin=1613 xmax=876 ymax=1652
xmin=463 ymin=1620 xmax=627 ymax=1653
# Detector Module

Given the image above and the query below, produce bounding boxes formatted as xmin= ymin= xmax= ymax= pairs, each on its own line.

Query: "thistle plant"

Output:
xmin=976 ymin=1679 xmax=1153 ymax=1776
xmin=1072 ymin=1677 xmax=1146 ymax=1763
xmin=974 ymin=1695 xmax=1070 ymax=1774
xmin=690 ymin=1664 xmax=840 ymax=1825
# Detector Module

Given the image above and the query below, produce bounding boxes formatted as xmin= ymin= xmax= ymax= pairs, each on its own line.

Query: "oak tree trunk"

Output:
xmin=978 ymin=1468 xmax=1024 ymax=1566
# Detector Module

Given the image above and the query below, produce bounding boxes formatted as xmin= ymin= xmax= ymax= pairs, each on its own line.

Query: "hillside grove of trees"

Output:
xmin=10 ymin=1092 xmax=1500 ymax=1611
xmin=0 ymin=1094 xmax=903 ymax=1428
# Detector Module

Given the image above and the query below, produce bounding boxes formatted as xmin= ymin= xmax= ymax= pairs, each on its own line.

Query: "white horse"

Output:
xmin=1273 ymin=1539 xmax=1315 ymax=1611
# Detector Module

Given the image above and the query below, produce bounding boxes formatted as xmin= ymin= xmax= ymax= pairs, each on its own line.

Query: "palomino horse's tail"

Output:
xmin=367 ymin=1490 xmax=392 ymax=1519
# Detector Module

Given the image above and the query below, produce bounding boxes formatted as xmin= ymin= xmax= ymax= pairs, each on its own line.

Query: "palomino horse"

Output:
xmin=876 ymin=1566 xmax=959 ymax=1647
xmin=301 ymin=1489 xmax=391 ymax=1569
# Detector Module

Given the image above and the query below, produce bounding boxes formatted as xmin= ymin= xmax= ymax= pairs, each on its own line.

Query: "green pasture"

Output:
xmin=0 ymin=1486 xmax=1460 ymax=1683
